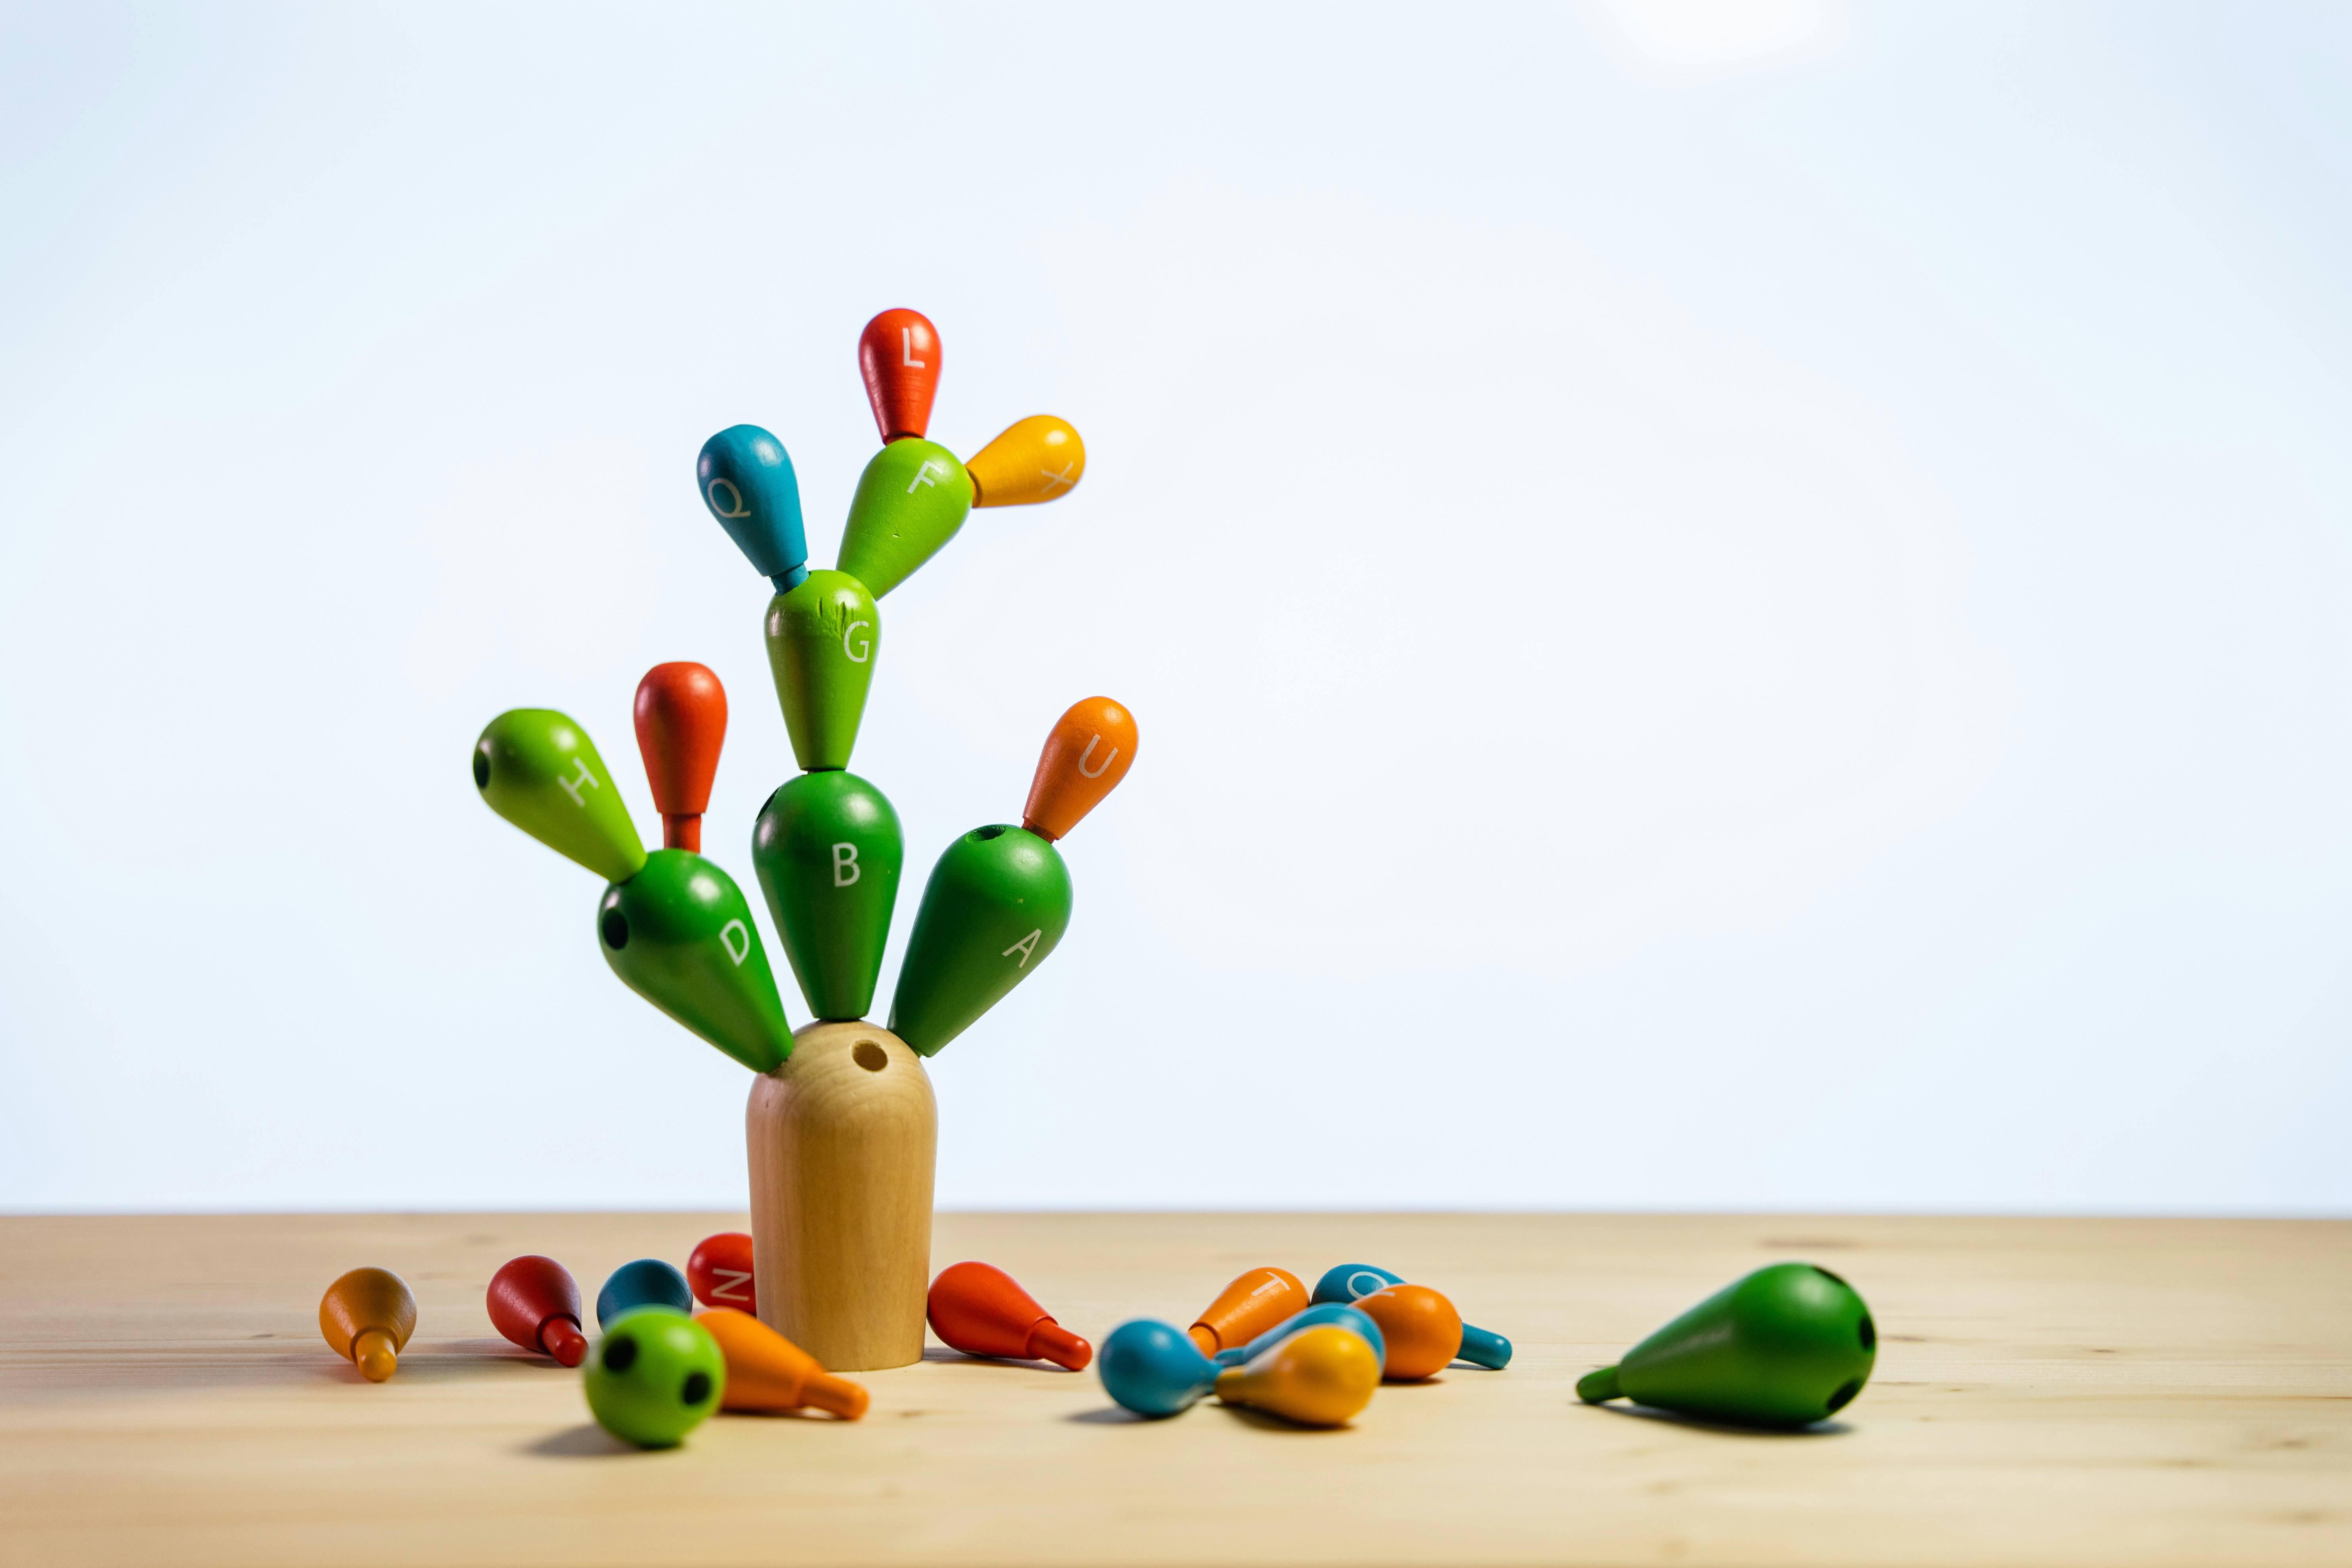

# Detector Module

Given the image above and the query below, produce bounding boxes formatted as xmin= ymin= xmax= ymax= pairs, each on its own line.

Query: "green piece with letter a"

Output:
xmin=599 ymin=848 xmax=793 ymax=1073
xmin=750 ymin=770 xmax=904 ymax=1022
xmin=764 ymin=570 xmax=878 ymax=772
xmin=888 ymin=825 xmax=1073 ymax=1056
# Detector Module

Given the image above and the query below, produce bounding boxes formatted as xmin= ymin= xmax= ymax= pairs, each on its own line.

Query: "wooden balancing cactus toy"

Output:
xmin=473 ymin=308 xmax=1123 ymax=1371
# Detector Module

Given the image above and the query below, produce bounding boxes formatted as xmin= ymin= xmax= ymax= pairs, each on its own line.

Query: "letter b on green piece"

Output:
xmin=888 ymin=826 xmax=1073 ymax=1056
xmin=474 ymin=709 xmax=647 ymax=884
xmin=751 ymin=771 xmax=904 ymax=1022
xmin=598 ymin=849 xmax=792 ymax=1073
xmin=765 ymin=571 xmax=878 ymax=772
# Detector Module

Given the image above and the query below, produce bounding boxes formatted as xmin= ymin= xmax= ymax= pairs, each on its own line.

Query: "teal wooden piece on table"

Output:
xmin=750 ymin=771 xmax=903 ymax=1021
xmin=763 ymin=570 xmax=879 ymax=771
xmin=834 ymin=438 xmax=973 ymax=599
xmin=583 ymin=1307 xmax=725 ymax=1449
xmin=473 ymin=709 xmax=647 ymax=884
xmin=1098 ymin=1319 xmax=1220 ymax=1419
xmin=1312 ymin=1263 xmax=1513 ymax=1370
xmin=1577 ymin=1262 xmax=1877 ymax=1428
xmin=599 ymin=849 xmax=792 ymax=1073
xmin=698 ymin=425 xmax=808 ymax=593
xmin=887 ymin=825 xmax=1071 ymax=1057
xmin=1211 ymin=1301 xmax=1386 ymax=1373
xmin=596 ymin=1258 xmax=694 ymax=1329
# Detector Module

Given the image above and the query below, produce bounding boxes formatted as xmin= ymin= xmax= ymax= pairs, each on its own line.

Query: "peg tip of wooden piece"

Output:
xmin=353 ymin=1327 xmax=399 ymax=1382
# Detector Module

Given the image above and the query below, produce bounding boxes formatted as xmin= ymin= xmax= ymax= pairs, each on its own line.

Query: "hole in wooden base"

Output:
xmin=853 ymin=1041 xmax=887 ymax=1072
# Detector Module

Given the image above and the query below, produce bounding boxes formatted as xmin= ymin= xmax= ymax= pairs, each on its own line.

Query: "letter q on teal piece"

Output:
xmin=1313 ymin=1262 xmax=1513 ymax=1369
xmin=596 ymin=1258 xmax=694 ymax=1330
xmin=1212 ymin=1301 xmax=1386 ymax=1373
xmin=699 ymin=424 xmax=809 ymax=592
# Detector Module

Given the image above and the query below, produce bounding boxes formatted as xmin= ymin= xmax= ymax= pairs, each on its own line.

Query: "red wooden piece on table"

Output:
xmin=857 ymin=308 xmax=941 ymax=444
xmin=926 ymin=1261 xmax=1092 ymax=1371
xmin=486 ymin=1255 xmax=588 ymax=1367
xmin=632 ymin=662 xmax=727 ymax=853
xmin=687 ymin=1231 xmax=756 ymax=1313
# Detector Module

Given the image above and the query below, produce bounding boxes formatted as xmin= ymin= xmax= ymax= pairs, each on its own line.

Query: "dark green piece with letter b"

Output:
xmin=751 ymin=771 xmax=903 ymax=1022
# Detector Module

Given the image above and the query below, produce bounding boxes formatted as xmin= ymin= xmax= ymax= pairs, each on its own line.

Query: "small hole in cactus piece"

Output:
xmin=972 ymin=825 xmax=1008 ymax=841
xmin=1825 ymin=1377 xmax=1861 ymax=1414
xmin=1858 ymin=1314 xmax=1876 ymax=1351
xmin=853 ymin=1041 xmax=887 ymax=1072
xmin=600 ymin=909 xmax=629 ymax=949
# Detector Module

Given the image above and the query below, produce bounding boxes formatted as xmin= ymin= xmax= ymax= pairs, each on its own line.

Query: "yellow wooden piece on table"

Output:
xmin=318 ymin=1266 xmax=417 ymax=1382
xmin=965 ymin=415 xmax=1085 ymax=508
xmin=1214 ymin=1322 xmax=1380 ymax=1427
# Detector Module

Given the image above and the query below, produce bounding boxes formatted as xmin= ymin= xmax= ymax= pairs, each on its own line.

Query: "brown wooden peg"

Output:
xmin=1021 ymin=696 xmax=1138 ymax=842
xmin=857 ymin=308 xmax=942 ymax=443
xmin=633 ymin=662 xmax=727 ymax=852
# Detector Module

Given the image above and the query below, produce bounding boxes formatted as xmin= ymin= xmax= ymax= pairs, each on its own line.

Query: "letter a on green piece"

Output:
xmin=764 ymin=571 xmax=878 ymax=772
xmin=598 ymin=849 xmax=792 ymax=1073
xmin=835 ymin=439 xmax=974 ymax=600
xmin=474 ymin=709 xmax=647 ymax=884
xmin=888 ymin=825 xmax=1072 ymax=1056
xmin=1576 ymin=1262 xmax=1877 ymax=1428
xmin=752 ymin=771 xmax=904 ymax=1022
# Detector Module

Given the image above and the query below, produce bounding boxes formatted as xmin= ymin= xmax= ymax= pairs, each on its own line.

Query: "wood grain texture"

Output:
xmin=745 ymin=1021 xmax=935 ymax=1371
xmin=0 ymin=1212 xmax=2346 ymax=1568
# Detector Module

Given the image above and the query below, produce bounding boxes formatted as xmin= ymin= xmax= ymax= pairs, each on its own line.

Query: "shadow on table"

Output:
xmin=918 ymin=1346 xmax=1085 ymax=1374
xmin=525 ymin=1423 xmax=639 ymax=1457
xmin=1583 ymin=1402 xmax=1855 ymax=1438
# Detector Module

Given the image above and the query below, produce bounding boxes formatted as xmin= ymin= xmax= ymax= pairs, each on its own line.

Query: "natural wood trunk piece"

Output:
xmin=744 ymin=1020 xmax=935 ymax=1371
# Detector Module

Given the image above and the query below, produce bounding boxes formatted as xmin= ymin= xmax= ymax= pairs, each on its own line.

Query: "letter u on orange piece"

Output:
xmin=1021 ymin=697 xmax=1138 ymax=842
xmin=1187 ymin=1267 xmax=1307 ymax=1356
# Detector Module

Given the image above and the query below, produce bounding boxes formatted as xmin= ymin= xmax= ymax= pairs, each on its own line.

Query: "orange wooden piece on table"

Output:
xmin=1353 ymin=1283 xmax=1464 ymax=1380
xmin=319 ymin=1266 xmax=417 ymax=1383
xmin=1021 ymin=697 xmax=1138 ymax=843
xmin=485 ymin=1255 xmax=588 ymax=1367
xmin=687 ymin=1232 xmax=756 ymax=1313
xmin=925 ymin=1261 xmax=1092 ymax=1371
xmin=696 ymin=1308 xmax=868 ymax=1419
xmin=857 ymin=308 xmax=941 ymax=444
xmin=1187 ymin=1266 xmax=1307 ymax=1357
xmin=633 ymin=662 xmax=727 ymax=852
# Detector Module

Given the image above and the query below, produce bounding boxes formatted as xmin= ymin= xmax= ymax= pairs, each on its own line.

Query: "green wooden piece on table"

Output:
xmin=1576 ymin=1262 xmax=1877 ymax=1428
xmin=473 ymin=709 xmax=647 ymax=884
xmin=750 ymin=770 xmax=904 ymax=1022
xmin=834 ymin=438 xmax=973 ymax=600
xmin=888 ymin=825 xmax=1072 ymax=1057
xmin=764 ymin=571 xmax=878 ymax=772
xmin=598 ymin=849 xmax=792 ymax=1073
xmin=583 ymin=1307 xmax=725 ymax=1449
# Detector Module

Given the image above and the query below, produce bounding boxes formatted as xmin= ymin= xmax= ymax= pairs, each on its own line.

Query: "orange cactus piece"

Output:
xmin=1021 ymin=697 xmax=1138 ymax=843
xmin=319 ymin=1266 xmax=417 ymax=1383
xmin=633 ymin=662 xmax=727 ymax=853
xmin=695 ymin=1308 xmax=867 ymax=1419
xmin=1353 ymin=1284 xmax=1464 ymax=1381
xmin=1187 ymin=1266 xmax=1307 ymax=1357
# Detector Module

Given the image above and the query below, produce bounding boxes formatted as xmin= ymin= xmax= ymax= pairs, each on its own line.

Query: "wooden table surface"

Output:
xmin=1 ymin=1212 xmax=2346 ymax=1568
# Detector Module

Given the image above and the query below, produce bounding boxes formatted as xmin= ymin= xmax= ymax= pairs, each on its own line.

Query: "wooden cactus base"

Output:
xmin=745 ymin=1020 xmax=937 ymax=1371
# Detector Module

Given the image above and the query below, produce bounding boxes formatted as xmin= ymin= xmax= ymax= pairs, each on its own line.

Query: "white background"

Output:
xmin=2 ymin=2 xmax=2346 ymax=1213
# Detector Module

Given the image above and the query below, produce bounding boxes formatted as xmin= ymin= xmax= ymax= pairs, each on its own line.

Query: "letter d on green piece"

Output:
xmin=598 ymin=849 xmax=792 ymax=1073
